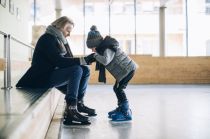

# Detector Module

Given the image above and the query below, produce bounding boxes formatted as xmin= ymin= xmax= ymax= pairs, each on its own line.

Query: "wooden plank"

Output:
xmin=11 ymin=60 xmax=31 ymax=70
xmin=0 ymin=59 xmax=31 ymax=71
xmin=89 ymin=56 xmax=210 ymax=84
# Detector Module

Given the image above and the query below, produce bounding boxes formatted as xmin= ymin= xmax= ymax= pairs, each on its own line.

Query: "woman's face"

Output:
xmin=61 ymin=23 xmax=74 ymax=37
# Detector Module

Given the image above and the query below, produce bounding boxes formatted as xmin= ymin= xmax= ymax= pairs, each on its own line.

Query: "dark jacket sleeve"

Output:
xmin=42 ymin=35 xmax=81 ymax=68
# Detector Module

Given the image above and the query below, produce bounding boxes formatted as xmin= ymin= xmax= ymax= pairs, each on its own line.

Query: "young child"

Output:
xmin=86 ymin=25 xmax=137 ymax=122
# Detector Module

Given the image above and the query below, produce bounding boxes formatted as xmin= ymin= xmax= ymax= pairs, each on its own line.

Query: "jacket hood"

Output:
xmin=100 ymin=36 xmax=119 ymax=49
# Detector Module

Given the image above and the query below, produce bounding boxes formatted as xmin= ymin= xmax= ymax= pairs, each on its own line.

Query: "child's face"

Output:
xmin=91 ymin=47 xmax=96 ymax=52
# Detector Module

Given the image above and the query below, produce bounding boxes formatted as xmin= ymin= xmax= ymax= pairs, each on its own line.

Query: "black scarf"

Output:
xmin=63 ymin=43 xmax=74 ymax=57
xmin=95 ymin=36 xmax=118 ymax=83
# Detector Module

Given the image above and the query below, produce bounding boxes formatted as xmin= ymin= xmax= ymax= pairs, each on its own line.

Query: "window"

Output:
xmin=136 ymin=0 xmax=159 ymax=56
xmin=110 ymin=0 xmax=135 ymax=54
xmin=206 ymin=7 xmax=210 ymax=15
xmin=206 ymin=40 xmax=210 ymax=56
xmin=165 ymin=0 xmax=186 ymax=56
xmin=206 ymin=0 xmax=210 ymax=3
xmin=124 ymin=3 xmax=134 ymax=14
xmin=188 ymin=0 xmax=210 ymax=56
xmin=84 ymin=0 xmax=109 ymax=54
xmin=85 ymin=4 xmax=94 ymax=15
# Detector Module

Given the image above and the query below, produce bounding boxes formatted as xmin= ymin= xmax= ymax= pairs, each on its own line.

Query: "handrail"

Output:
xmin=0 ymin=30 xmax=34 ymax=49
xmin=11 ymin=36 xmax=34 ymax=49
xmin=0 ymin=30 xmax=7 ymax=36
xmin=0 ymin=30 xmax=34 ymax=90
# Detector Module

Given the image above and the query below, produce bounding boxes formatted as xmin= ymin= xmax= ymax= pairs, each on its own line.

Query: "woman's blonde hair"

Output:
xmin=51 ymin=16 xmax=74 ymax=29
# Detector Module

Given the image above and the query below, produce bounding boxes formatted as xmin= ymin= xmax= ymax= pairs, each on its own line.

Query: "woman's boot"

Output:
xmin=77 ymin=101 xmax=97 ymax=116
xmin=63 ymin=105 xmax=91 ymax=126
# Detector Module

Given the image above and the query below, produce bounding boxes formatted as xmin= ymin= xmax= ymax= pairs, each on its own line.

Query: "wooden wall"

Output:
xmin=89 ymin=56 xmax=210 ymax=84
xmin=0 ymin=58 xmax=5 ymax=71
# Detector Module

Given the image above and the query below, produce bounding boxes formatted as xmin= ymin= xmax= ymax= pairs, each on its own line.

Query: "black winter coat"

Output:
xmin=16 ymin=33 xmax=80 ymax=88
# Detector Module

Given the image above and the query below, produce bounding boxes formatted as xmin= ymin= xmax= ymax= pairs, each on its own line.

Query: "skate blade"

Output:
xmin=80 ymin=112 xmax=97 ymax=117
xmin=87 ymin=113 xmax=97 ymax=117
xmin=110 ymin=119 xmax=132 ymax=124
xmin=108 ymin=115 xmax=112 ymax=119
xmin=62 ymin=121 xmax=91 ymax=128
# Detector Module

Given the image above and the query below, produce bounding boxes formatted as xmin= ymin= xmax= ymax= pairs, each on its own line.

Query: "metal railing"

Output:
xmin=0 ymin=30 xmax=34 ymax=90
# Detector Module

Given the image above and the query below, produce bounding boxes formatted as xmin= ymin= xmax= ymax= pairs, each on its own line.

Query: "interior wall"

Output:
xmin=89 ymin=56 xmax=210 ymax=84
xmin=0 ymin=0 xmax=29 ymax=41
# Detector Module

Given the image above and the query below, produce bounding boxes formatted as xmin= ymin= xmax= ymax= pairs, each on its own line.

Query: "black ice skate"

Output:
xmin=63 ymin=104 xmax=68 ymax=118
xmin=63 ymin=107 xmax=91 ymax=126
xmin=77 ymin=102 xmax=97 ymax=116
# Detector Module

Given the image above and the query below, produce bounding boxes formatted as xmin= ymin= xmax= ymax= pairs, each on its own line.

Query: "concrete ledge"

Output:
xmin=0 ymin=88 xmax=61 ymax=139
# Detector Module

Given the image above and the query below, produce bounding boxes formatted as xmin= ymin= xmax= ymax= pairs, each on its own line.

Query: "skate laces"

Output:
xmin=112 ymin=107 xmax=121 ymax=112
xmin=122 ymin=108 xmax=132 ymax=116
xmin=116 ymin=107 xmax=121 ymax=111
xmin=79 ymin=103 xmax=91 ymax=111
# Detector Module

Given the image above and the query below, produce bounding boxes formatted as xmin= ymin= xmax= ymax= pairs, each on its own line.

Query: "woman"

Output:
xmin=16 ymin=16 xmax=96 ymax=126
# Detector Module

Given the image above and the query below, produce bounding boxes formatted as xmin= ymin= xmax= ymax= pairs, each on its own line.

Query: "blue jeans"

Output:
xmin=49 ymin=65 xmax=90 ymax=106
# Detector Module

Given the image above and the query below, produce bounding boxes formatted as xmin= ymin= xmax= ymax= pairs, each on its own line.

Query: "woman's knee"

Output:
xmin=65 ymin=65 xmax=83 ymax=77
xmin=81 ymin=66 xmax=90 ymax=76
xmin=73 ymin=65 xmax=83 ymax=75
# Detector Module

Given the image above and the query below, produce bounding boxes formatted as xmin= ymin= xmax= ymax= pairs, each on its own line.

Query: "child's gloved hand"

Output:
xmin=84 ymin=53 xmax=96 ymax=65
